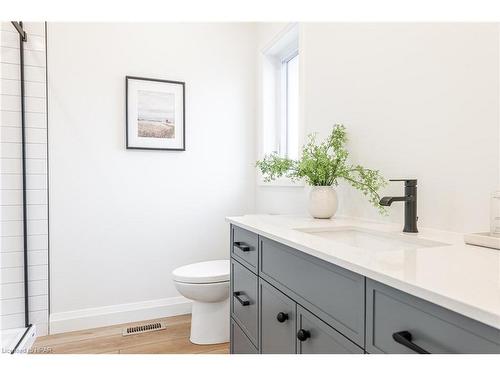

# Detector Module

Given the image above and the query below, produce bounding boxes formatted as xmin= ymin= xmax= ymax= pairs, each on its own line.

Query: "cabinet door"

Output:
xmin=231 ymin=259 xmax=259 ymax=347
xmin=365 ymin=279 xmax=500 ymax=354
xmin=231 ymin=319 xmax=258 ymax=354
xmin=259 ymin=279 xmax=296 ymax=354
xmin=296 ymin=306 xmax=363 ymax=354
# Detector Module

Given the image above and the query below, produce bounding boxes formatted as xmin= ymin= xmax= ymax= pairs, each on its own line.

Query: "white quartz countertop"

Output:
xmin=226 ymin=214 xmax=500 ymax=330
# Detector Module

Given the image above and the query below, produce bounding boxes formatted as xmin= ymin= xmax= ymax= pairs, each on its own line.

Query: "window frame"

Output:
xmin=258 ymin=24 xmax=303 ymax=187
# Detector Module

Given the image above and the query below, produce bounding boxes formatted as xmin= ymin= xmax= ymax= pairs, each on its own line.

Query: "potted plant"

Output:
xmin=256 ymin=124 xmax=387 ymax=219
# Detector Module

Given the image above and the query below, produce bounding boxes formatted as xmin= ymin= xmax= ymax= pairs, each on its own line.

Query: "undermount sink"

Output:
xmin=295 ymin=226 xmax=449 ymax=251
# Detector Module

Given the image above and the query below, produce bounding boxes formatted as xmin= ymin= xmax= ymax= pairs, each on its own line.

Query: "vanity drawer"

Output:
xmin=231 ymin=319 xmax=258 ymax=354
xmin=297 ymin=305 xmax=363 ymax=354
xmin=259 ymin=237 xmax=365 ymax=346
xmin=231 ymin=225 xmax=259 ymax=273
xmin=231 ymin=259 xmax=259 ymax=347
xmin=259 ymin=279 xmax=297 ymax=354
xmin=366 ymin=279 xmax=500 ymax=354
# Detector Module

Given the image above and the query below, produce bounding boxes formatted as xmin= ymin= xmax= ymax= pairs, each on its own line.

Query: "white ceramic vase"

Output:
xmin=308 ymin=186 xmax=338 ymax=219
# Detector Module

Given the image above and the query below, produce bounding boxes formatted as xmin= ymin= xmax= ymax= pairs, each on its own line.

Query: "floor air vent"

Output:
xmin=122 ymin=321 xmax=167 ymax=336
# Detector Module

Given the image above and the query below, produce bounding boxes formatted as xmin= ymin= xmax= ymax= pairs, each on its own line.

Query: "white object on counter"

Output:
xmin=308 ymin=186 xmax=338 ymax=219
xmin=464 ymin=232 xmax=500 ymax=250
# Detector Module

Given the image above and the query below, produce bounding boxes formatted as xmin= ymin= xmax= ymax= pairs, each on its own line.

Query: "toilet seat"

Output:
xmin=172 ymin=260 xmax=229 ymax=284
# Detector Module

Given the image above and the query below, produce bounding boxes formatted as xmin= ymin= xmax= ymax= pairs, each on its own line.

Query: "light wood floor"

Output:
xmin=32 ymin=314 xmax=229 ymax=354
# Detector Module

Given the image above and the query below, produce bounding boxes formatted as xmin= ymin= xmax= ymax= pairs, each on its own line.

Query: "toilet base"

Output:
xmin=190 ymin=298 xmax=229 ymax=345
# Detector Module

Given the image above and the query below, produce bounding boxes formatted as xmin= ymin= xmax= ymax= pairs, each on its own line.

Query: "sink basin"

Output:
xmin=295 ymin=226 xmax=449 ymax=251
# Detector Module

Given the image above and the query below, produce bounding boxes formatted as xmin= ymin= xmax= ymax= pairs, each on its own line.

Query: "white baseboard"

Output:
xmin=49 ymin=296 xmax=192 ymax=334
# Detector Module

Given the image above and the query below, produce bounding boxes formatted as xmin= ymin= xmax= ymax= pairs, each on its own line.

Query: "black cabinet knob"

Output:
xmin=276 ymin=312 xmax=289 ymax=323
xmin=297 ymin=329 xmax=310 ymax=341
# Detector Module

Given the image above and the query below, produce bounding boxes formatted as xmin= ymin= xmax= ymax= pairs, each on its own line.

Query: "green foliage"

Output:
xmin=256 ymin=124 xmax=388 ymax=214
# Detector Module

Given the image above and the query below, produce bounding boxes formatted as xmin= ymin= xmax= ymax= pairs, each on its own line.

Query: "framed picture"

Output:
xmin=126 ymin=76 xmax=185 ymax=151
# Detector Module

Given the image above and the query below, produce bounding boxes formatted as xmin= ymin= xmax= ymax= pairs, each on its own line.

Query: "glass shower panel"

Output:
xmin=1 ymin=21 xmax=49 ymax=354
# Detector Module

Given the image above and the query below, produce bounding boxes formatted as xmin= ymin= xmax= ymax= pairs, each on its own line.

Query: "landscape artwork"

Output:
xmin=126 ymin=76 xmax=185 ymax=150
xmin=137 ymin=90 xmax=175 ymax=139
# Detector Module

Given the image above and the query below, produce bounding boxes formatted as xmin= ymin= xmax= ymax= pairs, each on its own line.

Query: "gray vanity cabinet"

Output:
xmin=229 ymin=224 xmax=500 ymax=354
xmin=259 ymin=279 xmax=297 ymax=354
xmin=230 ymin=224 xmax=365 ymax=354
xmin=296 ymin=306 xmax=364 ymax=354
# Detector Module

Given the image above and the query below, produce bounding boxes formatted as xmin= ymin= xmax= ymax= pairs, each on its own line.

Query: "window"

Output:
xmin=261 ymin=25 xmax=300 ymax=168
xmin=283 ymin=51 xmax=299 ymax=160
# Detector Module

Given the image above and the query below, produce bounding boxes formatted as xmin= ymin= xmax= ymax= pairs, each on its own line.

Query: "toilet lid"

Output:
xmin=172 ymin=260 xmax=229 ymax=284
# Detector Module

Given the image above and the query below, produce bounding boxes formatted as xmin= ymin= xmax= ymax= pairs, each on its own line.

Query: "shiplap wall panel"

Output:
xmin=2 ymin=111 xmax=47 ymax=128
xmin=2 ymin=234 xmax=48 ymax=252
xmin=1 ymin=22 xmax=49 ymax=336
xmin=1 ymin=250 xmax=48 ymax=268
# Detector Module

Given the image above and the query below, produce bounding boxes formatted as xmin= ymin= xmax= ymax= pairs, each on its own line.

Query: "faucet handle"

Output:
xmin=389 ymin=179 xmax=417 ymax=187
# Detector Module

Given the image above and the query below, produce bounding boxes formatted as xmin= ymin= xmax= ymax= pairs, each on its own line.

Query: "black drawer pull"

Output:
xmin=233 ymin=291 xmax=250 ymax=306
xmin=392 ymin=331 xmax=430 ymax=354
xmin=276 ymin=312 xmax=289 ymax=323
xmin=297 ymin=329 xmax=310 ymax=342
xmin=234 ymin=242 xmax=251 ymax=252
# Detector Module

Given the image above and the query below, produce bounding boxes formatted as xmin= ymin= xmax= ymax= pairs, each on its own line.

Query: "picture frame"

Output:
xmin=126 ymin=76 xmax=185 ymax=151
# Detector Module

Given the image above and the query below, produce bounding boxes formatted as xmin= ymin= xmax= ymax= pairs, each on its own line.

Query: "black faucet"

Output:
xmin=379 ymin=179 xmax=418 ymax=233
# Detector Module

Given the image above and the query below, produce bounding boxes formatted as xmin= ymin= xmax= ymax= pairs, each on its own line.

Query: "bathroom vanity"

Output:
xmin=227 ymin=215 xmax=500 ymax=354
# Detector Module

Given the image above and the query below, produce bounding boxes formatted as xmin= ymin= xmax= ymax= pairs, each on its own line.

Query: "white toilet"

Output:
xmin=172 ymin=260 xmax=230 ymax=345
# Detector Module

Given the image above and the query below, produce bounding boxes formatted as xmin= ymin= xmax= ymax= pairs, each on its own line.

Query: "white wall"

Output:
xmin=47 ymin=23 xmax=256 ymax=332
xmin=256 ymin=23 xmax=500 ymax=233
xmin=1 ymin=22 xmax=49 ymax=336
